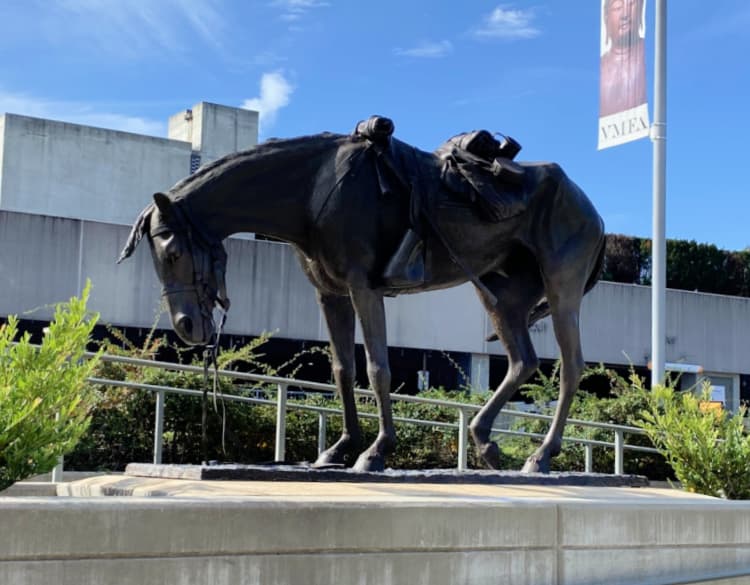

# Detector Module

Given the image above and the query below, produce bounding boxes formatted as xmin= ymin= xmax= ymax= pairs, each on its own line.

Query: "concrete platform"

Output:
xmin=124 ymin=462 xmax=650 ymax=486
xmin=3 ymin=476 xmax=750 ymax=585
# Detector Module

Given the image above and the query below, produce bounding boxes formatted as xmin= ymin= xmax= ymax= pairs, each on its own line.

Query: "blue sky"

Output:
xmin=2 ymin=1 xmax=749 ymax=250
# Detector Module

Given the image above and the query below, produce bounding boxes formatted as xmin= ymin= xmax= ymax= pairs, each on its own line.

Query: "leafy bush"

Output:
xmin=67 ymin=334 xmax=675 ymax=476
xmin=0 ymin=283 xmax=101 ymax=491
xmin=499 ymin=364 xmax=671 ymax=478
xmin=66 ymin=366 xmax=487 ymax=470
xmin=67 ymin=332 xmax=336 ymax=469
xmin=68 ymin=322 xmax=490 ymax=470
xmin=84 ymin=326 xmax=750 ymax=485
xmin=637 ymin=382 xmax=750 ymax=499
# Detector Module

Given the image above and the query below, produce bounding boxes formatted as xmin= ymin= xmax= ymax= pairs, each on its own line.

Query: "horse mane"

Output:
xmin=169 ymin=132 xmax=344 ymax=196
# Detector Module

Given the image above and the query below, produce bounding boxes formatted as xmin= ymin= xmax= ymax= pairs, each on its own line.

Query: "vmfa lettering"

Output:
xmin=598 ymin=103 xmax=650 ymax=150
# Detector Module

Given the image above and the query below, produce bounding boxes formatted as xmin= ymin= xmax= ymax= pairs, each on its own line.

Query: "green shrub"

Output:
xmin=66 ymin=377 xmax=485 ymax=470
xmin=70 ymin=336 xmax=705 ymax=479
xmin=636 ymin=382 xmax=750 ymax=499
xmin=499 ymin=364 xmax=671 ymax=478
xmin=0 ymin=283 xmax=101 ymax=491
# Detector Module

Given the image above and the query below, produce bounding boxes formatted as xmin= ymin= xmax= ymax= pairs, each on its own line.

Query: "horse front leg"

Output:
xmin=313 ymin=291 xmax=362 ymax=467
xmin=348 ymin=286 xmax=395 ymax=472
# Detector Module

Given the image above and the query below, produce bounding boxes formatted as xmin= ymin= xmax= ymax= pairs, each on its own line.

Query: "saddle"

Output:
xmin=354 ymin=116 xmax=527 ymax=224
xmin=352 ymin=116 xmax=514 ymax=304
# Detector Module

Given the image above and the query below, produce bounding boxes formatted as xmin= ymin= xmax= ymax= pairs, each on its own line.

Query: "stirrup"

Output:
xmin=383 ymin=229 xmax=427 ymax=288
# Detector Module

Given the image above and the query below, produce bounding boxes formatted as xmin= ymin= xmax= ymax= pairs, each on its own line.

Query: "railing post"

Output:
xmin=275 ymin=383 xmax=288 ymax=463
xmin=317 ymin=413 xmax=327 ymax=456
xmin=457 ymin=408 xmax=469 ymax=471
xmin=614 ymin=430 xmax=624 ymax=475
xmin=584 ymin=444 xmax=594 ymax=474
xmin=153 ymin=389 xmax=165 ymax=464
xmin=51 ymin=457 xmax=64 ymax=483
xmin=51 ymin=412 xmax=63 ymax=482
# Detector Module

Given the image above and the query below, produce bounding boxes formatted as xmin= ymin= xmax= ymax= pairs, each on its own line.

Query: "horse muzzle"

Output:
xmin=172 ymin=311 xmax=214 ymax=346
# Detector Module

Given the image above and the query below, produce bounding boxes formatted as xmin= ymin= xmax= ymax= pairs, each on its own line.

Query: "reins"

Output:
xmin=202 ymin=306 xmax=227 ymax=465
xmin=154 ymin=203 xmax=232 ymax=465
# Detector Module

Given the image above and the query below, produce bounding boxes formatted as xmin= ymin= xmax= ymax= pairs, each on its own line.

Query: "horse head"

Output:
xmin=118 ymin=192 xmax=230 ymax=346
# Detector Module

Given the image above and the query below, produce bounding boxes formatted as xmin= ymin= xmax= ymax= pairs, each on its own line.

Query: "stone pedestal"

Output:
xmin=3 ymin=475 xmax=749 ymax=584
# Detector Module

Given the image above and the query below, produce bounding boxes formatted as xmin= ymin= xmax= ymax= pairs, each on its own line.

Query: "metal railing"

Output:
xmin=55 ymin=351 xmax=659 ymax=478
xmin=660 ymin=570 xmax=750 ymax=585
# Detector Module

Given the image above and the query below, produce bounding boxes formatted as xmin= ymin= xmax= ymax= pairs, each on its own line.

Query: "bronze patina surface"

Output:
xmin=119 ymin=119 xmax=605 ymax=475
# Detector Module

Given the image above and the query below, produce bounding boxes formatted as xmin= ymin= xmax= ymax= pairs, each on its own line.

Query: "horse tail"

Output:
xmin=485 ymin=232 xmax=607 ymax=341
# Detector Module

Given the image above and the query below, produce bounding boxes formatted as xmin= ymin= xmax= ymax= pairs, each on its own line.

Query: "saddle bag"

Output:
xmin=454 ymin=130 xmax=502 ymax=161
xmin=353 ymin=115 xmax=395 ymax=147
xmin=434 ymin=129 xmax=527 ymax=222
xmin=446 ymin=130 xmax=522 ymax=162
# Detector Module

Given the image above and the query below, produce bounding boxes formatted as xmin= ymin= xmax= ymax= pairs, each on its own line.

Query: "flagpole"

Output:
xmin=651 ymin=0 xmax=667 ymax=387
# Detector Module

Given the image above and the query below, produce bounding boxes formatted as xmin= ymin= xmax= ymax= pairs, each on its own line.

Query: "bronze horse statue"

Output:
xmin=118 ymin=126 xmax=605 ymax=473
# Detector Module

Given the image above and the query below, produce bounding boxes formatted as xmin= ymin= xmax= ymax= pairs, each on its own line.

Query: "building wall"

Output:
xmin=0 ymin=114 xmax=192 ymax=226
xmin=168 ymin=102 xmax=259 ymax=164
xmin=0 ymin=103 xmax=260 ymax=229
xmin=0 ymin=212 xmax=82 ymax=316
xmin=0 ymin=115 xmax=5 ymax=197
xmin=2 ymin=209 xmax=749 ymax=377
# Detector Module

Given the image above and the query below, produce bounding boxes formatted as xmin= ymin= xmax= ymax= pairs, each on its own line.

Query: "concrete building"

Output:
xmin=1 ymin=102 xmax=748 ymax=409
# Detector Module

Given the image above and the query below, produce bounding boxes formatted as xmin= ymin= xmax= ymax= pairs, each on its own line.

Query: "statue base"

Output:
xmin=43 ymin=469 xmax=748 ymax=584
xmin=124 ymin=462 xmax=648 ymax=487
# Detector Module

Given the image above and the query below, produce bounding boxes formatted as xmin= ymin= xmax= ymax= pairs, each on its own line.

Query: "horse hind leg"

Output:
xmin=521 ymin=286 xmax=584 ymax=473
xmin=469 ymin=272 xmax=541 ymax=470
xmin=520 ymin=165 xmax=601 ymax=473
xmin=313 ymin=291 xmax=362 ymax=467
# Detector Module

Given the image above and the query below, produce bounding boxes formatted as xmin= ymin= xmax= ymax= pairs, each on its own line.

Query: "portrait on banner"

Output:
xmin=598 ymin=0 xmax=650 ymax=149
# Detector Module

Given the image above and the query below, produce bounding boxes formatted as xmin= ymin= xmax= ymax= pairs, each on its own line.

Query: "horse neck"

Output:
xmin=175 ymin=136 xmax=343 ymax=246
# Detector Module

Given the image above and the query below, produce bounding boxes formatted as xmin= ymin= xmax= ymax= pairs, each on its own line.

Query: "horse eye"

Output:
xmin=160 ymin=235 xmax=182 ymax=264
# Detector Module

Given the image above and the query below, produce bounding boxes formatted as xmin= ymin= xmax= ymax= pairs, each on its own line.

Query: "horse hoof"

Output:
xmin=522 ymin=455 xmax=550 ymax=474
xmin=314 ymin=435 xmax=362 ymax=467
xmin=480 ymin=442 xmax=502 ymax=469
xmin=469 ymin=421 xmax=491 ymax=447
xmin=315 ymin=446 xmax=353 ymax=467
xmin=312 ymin=454 xmax=343 ymax=468
xmin=352 ymin=452 xmax=385 ymax=473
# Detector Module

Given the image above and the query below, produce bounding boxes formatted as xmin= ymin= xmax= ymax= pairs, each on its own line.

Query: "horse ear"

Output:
xmin=117 ymin=204 xmax=152 ymax=264
xmin=153 ymin=192 xmax=173 ymax=217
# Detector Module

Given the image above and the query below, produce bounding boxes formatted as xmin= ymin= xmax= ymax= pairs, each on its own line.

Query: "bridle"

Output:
xmin=150 ymin=203 xmax=234 ymax=463
xmin=150 ymin=203 xmax=231 ymax=341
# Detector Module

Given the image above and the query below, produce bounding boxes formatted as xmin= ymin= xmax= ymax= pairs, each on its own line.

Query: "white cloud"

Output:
xmin=250 ymin=51 xmax=289 ymax=67
xmin=270 ymin=0 xmax=330 ymax=23
xmin=393 ymin=40 xmax=453 ymax=59
xmin=473 ymin=6 xmax=541 ymax=40
xmin=0 ymin=90 xmax=165 ymax=136
xmin=241 ymin=72 xmax=294 ymax=132
xmin=51 ymin=0 xmax=226 ymax=57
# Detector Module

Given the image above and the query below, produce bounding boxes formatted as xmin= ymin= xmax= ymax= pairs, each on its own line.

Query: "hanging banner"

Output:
xmin=598 ymin=0 xmax=649 ymax=149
